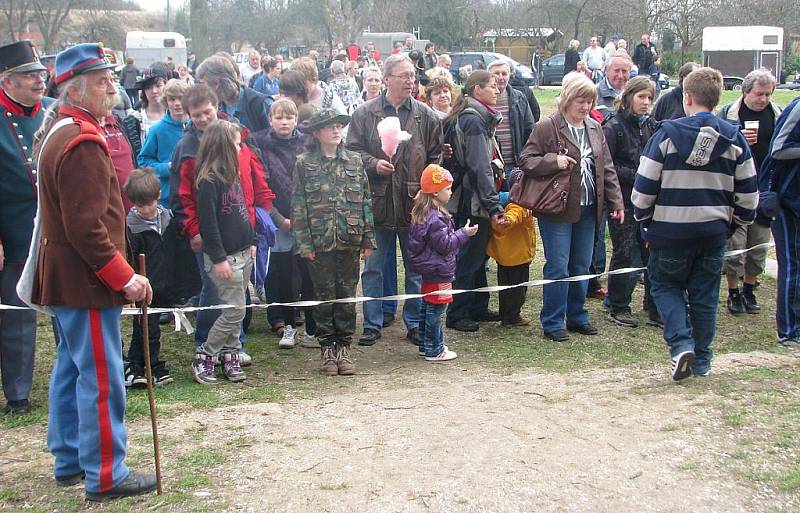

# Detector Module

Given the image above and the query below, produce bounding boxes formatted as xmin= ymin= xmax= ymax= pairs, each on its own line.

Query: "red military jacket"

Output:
xmin=33 ymin=104 xmax=134 ymax=309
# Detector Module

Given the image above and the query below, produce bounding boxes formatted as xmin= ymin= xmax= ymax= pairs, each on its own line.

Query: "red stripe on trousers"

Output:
xmin=89 ymin=309 xmax=115 ymax=492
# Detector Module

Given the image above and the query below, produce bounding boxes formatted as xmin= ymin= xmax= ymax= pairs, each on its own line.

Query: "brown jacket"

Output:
xmin=518 ymin=112 xmax=623 ymax=224
xmin=346 ymin=94 xmax=443 ymax=229
xmin=33 ymin=105 xmax=134 ymax=309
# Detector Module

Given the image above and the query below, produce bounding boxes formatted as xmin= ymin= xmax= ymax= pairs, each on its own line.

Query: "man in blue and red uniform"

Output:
xmin=29 ymin=43 xmax=157 ymax=501
xmin=0 ymin=41 xmax=52 ymax=415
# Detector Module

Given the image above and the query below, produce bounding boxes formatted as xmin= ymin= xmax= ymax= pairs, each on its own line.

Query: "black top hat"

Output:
xmin=0 ymin=41 xmax=47 ymax=74
xmin=134 ymin=67 xmax=169 ymax=90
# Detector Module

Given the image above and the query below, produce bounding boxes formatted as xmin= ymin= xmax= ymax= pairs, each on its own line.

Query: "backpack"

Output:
xmin=443 ymin=107 xmax=479 ymax=173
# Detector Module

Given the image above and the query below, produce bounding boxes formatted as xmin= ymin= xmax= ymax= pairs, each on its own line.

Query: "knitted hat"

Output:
xmin=420 ymin=164 xmax=453 ymax=194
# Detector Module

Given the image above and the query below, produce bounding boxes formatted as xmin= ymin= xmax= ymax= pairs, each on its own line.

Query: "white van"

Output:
xmin=125 ymin=31 xmax=187 ymax=70
xmin=702 ymin=26 xmax=783 ymax=88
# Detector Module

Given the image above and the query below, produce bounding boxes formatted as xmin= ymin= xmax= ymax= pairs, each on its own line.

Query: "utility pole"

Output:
xmin=167 ymin=0 xmax=171 ymax=32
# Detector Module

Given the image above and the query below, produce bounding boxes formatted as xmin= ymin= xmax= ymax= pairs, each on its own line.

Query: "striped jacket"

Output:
xmin=631 ymin=112 xmax=758 ymax=248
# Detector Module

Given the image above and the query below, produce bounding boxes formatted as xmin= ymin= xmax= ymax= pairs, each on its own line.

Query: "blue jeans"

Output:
xmin=194 ymin=253 xmax=246 ymax=348
xmin=419 ymin=301 xmax=447 ymax=357
xmin=361 ymin=227 xmax=421 ymax=332
xmin=537 ymin=206 xmax=596 ymax=332
xmin=382 ymin=235 xmax=398 ymax=317
xmin=648 ymin=244 xmax=724 ymax=374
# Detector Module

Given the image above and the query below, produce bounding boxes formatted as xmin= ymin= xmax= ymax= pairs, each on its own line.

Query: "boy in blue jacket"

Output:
xmin=632 ymin=67 xmax=758 ymax=381
xmin=138 ymin=79 xmax=189 ymax=206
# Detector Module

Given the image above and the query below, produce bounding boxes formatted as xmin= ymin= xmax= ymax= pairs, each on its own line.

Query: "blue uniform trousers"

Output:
xmin=773 ymin=209 xmax=800 ymax=340
xmin=48 ymin=306 xmax=129 ymax=493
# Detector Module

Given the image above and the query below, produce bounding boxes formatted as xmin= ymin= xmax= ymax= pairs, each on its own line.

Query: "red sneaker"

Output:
xmin=586 ymin=288 xmax=607 ymax=300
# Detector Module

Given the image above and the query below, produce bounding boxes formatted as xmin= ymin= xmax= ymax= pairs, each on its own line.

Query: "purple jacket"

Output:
xmin=407 ymin=208 xmax=470 ymax=283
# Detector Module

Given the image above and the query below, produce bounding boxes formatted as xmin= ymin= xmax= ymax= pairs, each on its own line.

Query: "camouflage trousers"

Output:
xmin=307 ymin=250 xmax=361 ymax=346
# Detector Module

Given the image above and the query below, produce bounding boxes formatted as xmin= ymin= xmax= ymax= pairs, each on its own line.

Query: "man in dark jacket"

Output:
xmin=0 ymin=41 xmax=53 ymax=415
xmin=423 ymin=42 xmax=437 ymax=70
xmin=488 ymin=60 xmax=534 ymax=175
xmin=196 ymin=53 xmax=271 ymax=132
xmin=633 ymin=34 xmax=657 ymax=77
xmin=346 ymin=54 xmax=443 ymax=345
xmin=653 ymin=62 xmax=699 ymax=121
xmin=595 ymin=55 xmax=631 ymax=120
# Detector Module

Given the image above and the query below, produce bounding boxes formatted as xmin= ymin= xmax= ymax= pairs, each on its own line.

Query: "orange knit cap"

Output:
xmin=419 ymin=164 xmax=454 ymax=194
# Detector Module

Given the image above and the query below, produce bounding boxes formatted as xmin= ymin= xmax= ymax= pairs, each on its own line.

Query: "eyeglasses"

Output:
xmin=320 ymin=124 xmax=344 ymax=132
xmin=389 ymin=73 xmax=416 ymax=82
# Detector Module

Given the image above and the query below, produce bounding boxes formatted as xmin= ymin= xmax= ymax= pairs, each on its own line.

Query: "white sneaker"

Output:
xmin=238 ymin=350 xmax=252 ymax=367
xmin=425 ymin=348 xmax=458 ymax=362
xmin=298 ymin=332 xmax=321 ymax=348
xmin=279 ymin=325 xmax=297 ymax=349
xmin=419 ymin=344 xmax=448 ymax=356
xmin=671 ymin=350 xmax=694 ymax=381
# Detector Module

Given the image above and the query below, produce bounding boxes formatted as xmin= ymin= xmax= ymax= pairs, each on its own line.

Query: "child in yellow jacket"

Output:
xmin=487 ymin=175 xmax=536 ymax=326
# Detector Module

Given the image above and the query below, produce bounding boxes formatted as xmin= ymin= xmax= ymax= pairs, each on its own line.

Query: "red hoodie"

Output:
xmin=177 ymin=140 xmax=274 ymax=239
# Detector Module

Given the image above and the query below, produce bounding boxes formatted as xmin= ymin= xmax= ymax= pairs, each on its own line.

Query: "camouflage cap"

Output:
xmin=301 ymin=107 xmax=350 ymax=132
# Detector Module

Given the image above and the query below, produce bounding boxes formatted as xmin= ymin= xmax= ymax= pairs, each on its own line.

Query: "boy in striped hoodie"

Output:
xmin=632 ymin=67 xmax=758 ymax=381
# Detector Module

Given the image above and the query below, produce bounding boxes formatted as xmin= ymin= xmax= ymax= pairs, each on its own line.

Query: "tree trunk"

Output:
xmin=190 ymin=0 xmax=209 ymax=61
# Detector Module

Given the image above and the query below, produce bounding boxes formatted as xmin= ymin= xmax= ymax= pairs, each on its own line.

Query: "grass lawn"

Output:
xmin=1 ymin=83 xmax=798 ymax=513
xmin=533 ymin=86 xmax=800 ymax=118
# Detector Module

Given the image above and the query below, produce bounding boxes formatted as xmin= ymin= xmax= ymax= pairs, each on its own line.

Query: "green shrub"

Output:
xmin=658 ymin=51 xmax=702 ymax=76
xmin=785 ymin=53 xmax=800 ymax=76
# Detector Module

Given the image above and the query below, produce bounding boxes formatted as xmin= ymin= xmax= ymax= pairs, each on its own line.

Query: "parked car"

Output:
xmin=539 ymin=53 xmax=565 ymax=85
xmin=723 ymin=76 xmax=744 ymax=91
xmin=448 ymin=52 xmax=537 ymax=86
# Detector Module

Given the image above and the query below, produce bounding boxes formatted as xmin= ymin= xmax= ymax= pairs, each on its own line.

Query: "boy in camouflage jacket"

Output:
xmin=292 ymin=109 xmax=376 ymax=375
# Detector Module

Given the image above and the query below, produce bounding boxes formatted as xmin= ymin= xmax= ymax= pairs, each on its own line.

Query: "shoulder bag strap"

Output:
xmin=549 ymin=114 xmax=565 ymax=154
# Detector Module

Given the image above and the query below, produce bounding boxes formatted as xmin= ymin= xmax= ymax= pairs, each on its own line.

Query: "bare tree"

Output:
xmin=1 ymin=0 xmax=33 ymax=42
xmin=365 ymin=0 xmax=408 ymax=33
xmin=72 ymin=0 xmax=126 ymax=51
xmin=664 ymin=0 xmax=709 ymax=58
xmin=30 ymin=0 xmax=75 ymax=52
xmin=190 ymin=0 xmax=209 ymax=60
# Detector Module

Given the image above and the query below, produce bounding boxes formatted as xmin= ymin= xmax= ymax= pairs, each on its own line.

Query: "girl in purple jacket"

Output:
xmin=408 ymin=164 xmax=478 ymax=361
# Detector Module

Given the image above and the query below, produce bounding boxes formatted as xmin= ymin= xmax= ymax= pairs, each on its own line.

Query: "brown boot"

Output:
xmin=336 ymin=342 xmax=355 ymax=375
xmin=320 ymin=345 xmax=338 ymax=376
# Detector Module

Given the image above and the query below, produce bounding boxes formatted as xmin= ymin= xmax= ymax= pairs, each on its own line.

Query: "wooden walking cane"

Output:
xmin=138 ymin=254 xmax=163 ymax=494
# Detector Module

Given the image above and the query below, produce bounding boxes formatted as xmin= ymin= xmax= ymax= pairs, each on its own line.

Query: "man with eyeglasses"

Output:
xmin=0 ymin=41 xmax=53 ymax=416
xmin=347 ymin=53 xmax=443 ymax=346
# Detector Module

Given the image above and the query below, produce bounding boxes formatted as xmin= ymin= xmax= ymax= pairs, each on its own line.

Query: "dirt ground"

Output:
xmin=2 ymin=347 xmax=798 ymax=513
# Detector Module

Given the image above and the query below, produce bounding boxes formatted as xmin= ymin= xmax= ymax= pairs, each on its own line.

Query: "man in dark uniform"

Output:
xmin=0 ymin=40 xmax=52 ymax=415
xmin=24 ymin=43 xmax=156 ymax=501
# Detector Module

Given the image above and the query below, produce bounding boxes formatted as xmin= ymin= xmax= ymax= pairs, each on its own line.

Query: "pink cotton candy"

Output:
xmin=377 ymin=117 xmax=412 ymax=158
